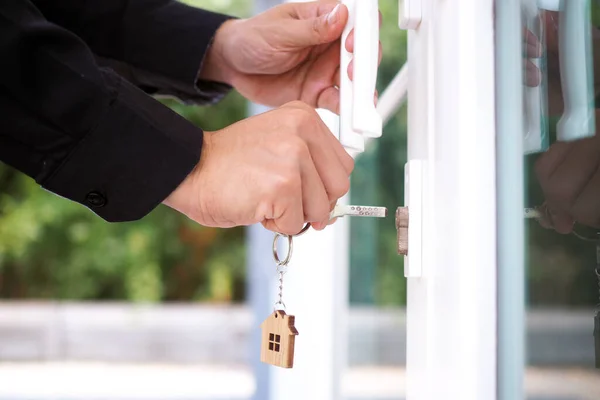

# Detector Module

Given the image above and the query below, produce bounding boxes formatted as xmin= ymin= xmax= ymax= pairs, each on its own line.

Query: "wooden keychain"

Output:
xmin=259 ymin=206 xmax=387 ymax=369
xmin=259 ymin=226 xmax=306 ymax=369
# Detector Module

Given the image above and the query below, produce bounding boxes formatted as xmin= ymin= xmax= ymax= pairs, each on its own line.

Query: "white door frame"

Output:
xmin=495 ymin=1 xmax=526 ymax=399
xmin=404 ymin=1 xmax=498 ymax=399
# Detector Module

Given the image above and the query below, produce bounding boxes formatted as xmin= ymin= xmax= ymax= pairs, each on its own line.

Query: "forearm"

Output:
xmin=32 ymin=0 xmax=235 ymax=105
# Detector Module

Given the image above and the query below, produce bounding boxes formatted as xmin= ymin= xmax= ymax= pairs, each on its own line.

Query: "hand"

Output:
xmin=524 ymin=26 xmax=542 ymax=87
xmin=200 ymin=1 xmax=382 ymax=114
xmin=522 ymin=12 xmax=564 ymax=115
xmin=163 ymin=101 xmax=354 ymax=235
xmin=534 ymin=111 xmax=600 ymax=233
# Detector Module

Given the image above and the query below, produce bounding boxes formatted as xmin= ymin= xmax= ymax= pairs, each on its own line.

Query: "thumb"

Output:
xmin=288 ymin=3 xmax=348 ymax=47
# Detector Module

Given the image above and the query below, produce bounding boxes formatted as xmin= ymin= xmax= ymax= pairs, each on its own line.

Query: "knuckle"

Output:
xmin=346 ymin=157 xmax=355 ymax=174
xmin=280 ymin=136 xmax=309 ymax=160
xmin=310 ymin=199 xmax=330 ymax=222
xmin=283 ymin=108 xmax=311 ymax=130
xmin=330 ymin=177 xmax=350 ymax=198
xmin=272 ymin=170 xmax=298 ymax=194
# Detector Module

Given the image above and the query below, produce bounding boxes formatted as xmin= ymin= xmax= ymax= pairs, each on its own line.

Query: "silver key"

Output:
xmin=524 ymin=207 xmax=541 ymax=219
xmin=330 ymin=205 xmax=388 ymax=219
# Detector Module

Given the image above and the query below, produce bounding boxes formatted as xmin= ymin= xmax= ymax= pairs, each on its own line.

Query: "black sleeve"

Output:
xmin=31 ymin=0 xmax=234 ymax=104
xmin=0 ymin=0 xmax=209 ymax=222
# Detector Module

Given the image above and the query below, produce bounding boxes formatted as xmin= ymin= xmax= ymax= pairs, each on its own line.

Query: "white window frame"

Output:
xmin=403 ymin=0 xmax=504 ymax=399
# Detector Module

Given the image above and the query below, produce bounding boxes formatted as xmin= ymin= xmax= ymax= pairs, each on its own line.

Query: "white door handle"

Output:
xmin=556 ymin=0 xmax=596 ymax=141
xmin=538 ymin=0 xmax=596 ymax=142
xmin=523 ymin=0 xmax=549 ymax=154
xmin=339 ymin=0 xmax=383 ymax=154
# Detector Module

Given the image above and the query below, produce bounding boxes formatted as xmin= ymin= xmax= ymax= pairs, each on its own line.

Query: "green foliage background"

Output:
xmin=0 ymin=0 xmax=596 ymax=307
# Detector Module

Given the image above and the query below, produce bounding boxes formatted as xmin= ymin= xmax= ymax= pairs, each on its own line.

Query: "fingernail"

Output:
xmin=327 ymin=4 xmax=341 ymax=24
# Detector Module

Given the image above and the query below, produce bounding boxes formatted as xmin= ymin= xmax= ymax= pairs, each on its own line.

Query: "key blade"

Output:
xmin=524 ymin=208 xmax=541 ymax=219
xmin=330 ymin=205 xmax=388 ymax=219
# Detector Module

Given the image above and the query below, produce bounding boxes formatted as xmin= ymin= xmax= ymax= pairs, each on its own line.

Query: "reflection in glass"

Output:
xmin=519 ymin=1 xmax=600 ymax=399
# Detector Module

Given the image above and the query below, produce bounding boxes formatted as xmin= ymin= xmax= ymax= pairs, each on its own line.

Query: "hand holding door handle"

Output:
xmin=530 ymin=1 xmax=597 ymax=141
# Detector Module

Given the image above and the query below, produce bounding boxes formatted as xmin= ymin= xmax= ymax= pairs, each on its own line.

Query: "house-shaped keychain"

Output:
xmin=260 ymin=310 xmax=299 ymax=368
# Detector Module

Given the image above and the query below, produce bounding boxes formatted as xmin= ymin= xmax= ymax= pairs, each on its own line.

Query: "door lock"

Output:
xmin=396 ymin=207 xmax=409 ymax=256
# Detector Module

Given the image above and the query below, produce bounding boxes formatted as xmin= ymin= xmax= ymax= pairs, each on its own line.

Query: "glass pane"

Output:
xmin=497 ymin=1 xmax=600 ymax=399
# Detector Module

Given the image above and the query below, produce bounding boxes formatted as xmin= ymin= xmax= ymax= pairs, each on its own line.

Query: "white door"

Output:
xmin=403 ymin=0 xmax=499 ymax=399
xmin=404 ymin=1 xmax=600 ymax=399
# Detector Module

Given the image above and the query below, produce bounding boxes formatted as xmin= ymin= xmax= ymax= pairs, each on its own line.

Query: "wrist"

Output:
xmin=198 ymin=19 xmax=239 ymax=86
xmin=163 ymin=130 xmax=214 ymax=221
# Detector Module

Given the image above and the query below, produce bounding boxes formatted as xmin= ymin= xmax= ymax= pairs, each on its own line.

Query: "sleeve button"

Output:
xmin=86 ymin=191 xmax=107 ymax=208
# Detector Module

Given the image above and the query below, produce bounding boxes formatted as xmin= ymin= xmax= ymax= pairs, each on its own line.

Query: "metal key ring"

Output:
xmin=293 ymin=223 xmax=311 ymax=237
xmin=273 ymin=233 xmax=293 ymax=266
xmin=272 ymin=223 xmax=312 ymax=266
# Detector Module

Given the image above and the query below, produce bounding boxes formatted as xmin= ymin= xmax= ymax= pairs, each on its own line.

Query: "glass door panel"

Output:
xmin=496 ymin=1 xmax=600 ymax=399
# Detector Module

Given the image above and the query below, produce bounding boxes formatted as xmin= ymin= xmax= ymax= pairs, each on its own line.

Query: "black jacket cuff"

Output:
xmin=38 ymin=73 xmax=204 ymax=222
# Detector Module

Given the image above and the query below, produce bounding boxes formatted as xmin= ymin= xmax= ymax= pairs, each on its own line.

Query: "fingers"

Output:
xmin=537 ymin=204 xmax=575 ymax=234
xmin=312 ymin=202 xmax=338 ymax=231
xmin=279 ymin=102 xmax=354 ymax=231
xmin=293 ymin=107 xmax=352 ymax=203
xmin=316 ymin=86 xmax=377 ymax=114
xmin=311 ymin=109 xmax=355 ymax=175
xmin=301 ymin=42 xmax=341 ymax=111
xmin=317 ymin=86 xmax=340 ymax=114
xmin=345 ymin=28 xmax=383 ymax=55
xmin=262 ymin=161 xmax=305 ymax=235
xmin=537 ymin=141 xmax=598 ymax=212
xmin=522 ymin=28 xmax=542 ymax=87
xmin=524 ymin=59 xmax=541 ymax=87
xmin=523 ymin=29 xmax=542 ymax=58
xmin=299 ymin=146 xmax=333 ymax=226
xmin=535 ymin=134 xmax=600 ymax=232
xmin=283 ymin=0 xmax=341 ymax=20
xmin=285 ymin=2 xmax=348 ymax=47
xmin=346 ymin=41 xmax=383 ymax=79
